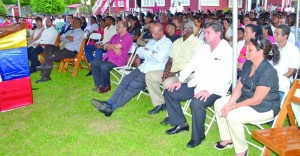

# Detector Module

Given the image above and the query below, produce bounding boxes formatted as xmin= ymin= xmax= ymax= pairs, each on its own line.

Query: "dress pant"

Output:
xmin=108 ymin=68 xmax=146 ymax=107
xmin=145 ymin=70 xmax=179 ymax=106
xmin=90 ymin=59 xmax=117 ymax=88
xmin=84 ymin=45 xmax=105 ymax=63
xmin=164 ymin=83 xmax=221 ymax=141
xmin=214 ymin=96 xmax=273 ymax=153
xmin=43 ymin=45 xmax=75 ymax=77
xmin=28 ymin=46 xmax=44 ymax=71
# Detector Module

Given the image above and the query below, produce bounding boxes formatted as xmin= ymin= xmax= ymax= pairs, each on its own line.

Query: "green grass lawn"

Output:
xmin=0 ymin=67 xmax=274 ymax=155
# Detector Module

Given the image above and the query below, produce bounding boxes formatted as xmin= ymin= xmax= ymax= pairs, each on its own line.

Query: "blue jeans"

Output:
xmin=90 ymin=59 xmax=117 ymax=88
xmin=108 ymin=68 xmax=146 ymax=107
xmin=84 ymin=45 xmax=106 ymax=63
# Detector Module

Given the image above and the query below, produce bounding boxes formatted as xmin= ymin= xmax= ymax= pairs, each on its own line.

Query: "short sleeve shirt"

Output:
xmin=103 ymin=32 xmax=133 ymax=67
xmin=239 ymin=59 xmax=281 ymax=116
xmin=129 ymin=26 xmax=141 ymax=42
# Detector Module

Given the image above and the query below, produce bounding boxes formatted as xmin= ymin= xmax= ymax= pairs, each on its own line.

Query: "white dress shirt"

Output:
xmin=137 ymin=35 xmax=172 ymax=73
xmin=273 ymin=42 xmax=300 ymax=82
xmin=102 ymin=25 xmax=117 ymax=44
xmin=84 ymin=23 xmax=99 ymax=33
xmin=39 ymin=26 xmax=58 ymax=45
xmin=178 ymin=39 xmax=233 ymax=97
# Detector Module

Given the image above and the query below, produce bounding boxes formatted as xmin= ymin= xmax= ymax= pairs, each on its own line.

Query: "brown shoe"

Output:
xmin=99 ymin=85 xmax=111 ymax=93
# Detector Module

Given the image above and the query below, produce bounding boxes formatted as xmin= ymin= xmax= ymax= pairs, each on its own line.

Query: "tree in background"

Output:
xmin=3 ymin=0 xmax=31 ymax=6
xmin=31 ymin=0 xmax=65 ymax=14
xmin=14 ymin=0 xmax=31 ymax=6
xmin=0 ymin=0 xmax=8 ymax=16
xmin=2 ymin=0 xmax=14 ymax=5
xmin=64 ymin=0 xmax=81 ymax=5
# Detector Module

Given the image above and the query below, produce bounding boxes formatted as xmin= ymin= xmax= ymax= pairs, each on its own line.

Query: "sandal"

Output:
xmin=214 ymin=141 xmax=233 ymax=150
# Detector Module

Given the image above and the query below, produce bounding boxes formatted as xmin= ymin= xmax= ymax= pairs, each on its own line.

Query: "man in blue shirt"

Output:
xmin=90 ymin=23 xmax=172 ymax=117
xmin=35 ymin=17 xmax=84 ymax=83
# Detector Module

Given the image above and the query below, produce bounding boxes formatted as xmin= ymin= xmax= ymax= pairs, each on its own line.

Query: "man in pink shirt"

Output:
xmin=91 ymin=21 xmax=133 ymax=93
xmin=153 ymin=2 xmax=160 ymax=13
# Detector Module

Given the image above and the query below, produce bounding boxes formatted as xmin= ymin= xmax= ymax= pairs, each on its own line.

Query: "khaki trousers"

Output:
xmin=214 ymin=96 xmax=274 ymax=153
xmin=145 ymin=70 xmax=179 ymax=106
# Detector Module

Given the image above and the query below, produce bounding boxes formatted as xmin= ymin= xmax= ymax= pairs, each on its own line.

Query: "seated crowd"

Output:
xmin=23 ymin=9 xmax=300 ymax=156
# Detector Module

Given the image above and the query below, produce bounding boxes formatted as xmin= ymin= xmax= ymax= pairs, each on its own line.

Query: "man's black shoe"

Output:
xmin=90 ymin=99 xmax=109 ymax=108
xmin=85 ymin=70 xmax=92 ymax=76
xmin=35 ymin=77 xmax=51 ymax=83
xmin=148 ymin=104 xmax=166 ymax=114
xmin=36 ymin=64 xmax=52 ymax=70
xmin=186 ymin=135 xmax=206 ymax=148
xmin=90 ymin=99 xmax=113 ymax=117
xmin=160 ymin=117 xmax=170 ymax=125
xmin=166 ymin=124 xmax=189 ymax=135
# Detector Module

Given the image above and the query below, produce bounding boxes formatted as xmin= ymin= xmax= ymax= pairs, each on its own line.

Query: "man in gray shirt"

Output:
xmin=35 ymin=17 xmax=84 ymax=83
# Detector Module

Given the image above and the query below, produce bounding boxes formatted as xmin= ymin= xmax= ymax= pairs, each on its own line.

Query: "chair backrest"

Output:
xmin=272 ymin=79 xmax=300 ymax=128
xmin=86 ymin=33 xmax=102 ymax=45
xmin=125 ymin=44 xmax=138 ymax=68
xmin=77 ymin=38 xmax=88 ymax=57
xmin=54 ymin=34 xmax=61 ymax=46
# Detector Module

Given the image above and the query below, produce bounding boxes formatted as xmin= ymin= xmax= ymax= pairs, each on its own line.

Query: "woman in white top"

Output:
xmin=222 ymin=18 xmax=233 ymax=41
xmin=27 ymin=17 xmax=44 ymax=48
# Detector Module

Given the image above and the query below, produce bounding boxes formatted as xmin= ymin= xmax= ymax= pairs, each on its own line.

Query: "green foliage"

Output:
xmin=2 ymin=0 xmax=14 ymax=5
xmin=14 ymin=0 xmax=31 ymax=6
xmin=31 ymin=0 xmax=65 ymax=14
xmin=90 ymin=0 xmax=96 ymax=7
xmin=64 ymin=0 xmax=81 ymax=5
xmin=80 ymin=5 xmax=88 ymax=13
xmin=0 ymin=0 xmax=8 ymax=16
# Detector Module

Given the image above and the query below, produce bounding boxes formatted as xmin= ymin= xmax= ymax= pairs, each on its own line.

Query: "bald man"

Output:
xmin=146 ymin=20 xmax=201 ymax=116
xmin=90 ymin=23 xmax=173 ymax=117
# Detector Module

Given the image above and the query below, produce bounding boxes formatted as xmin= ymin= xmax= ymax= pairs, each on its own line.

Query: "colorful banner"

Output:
xmin=0 ymin=29 xmax=33 ymax=112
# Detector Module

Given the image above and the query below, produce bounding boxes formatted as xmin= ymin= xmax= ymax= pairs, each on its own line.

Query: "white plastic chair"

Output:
xmin=182 ymin=82 xmax=232 ymax=136
xmin=87 ymin=33 xmax=102 ymax=45
xmin=182 ymin=99 xmax=217 ymax=136
xmin=110 ymin=44 xmax=138 ymax=85
xmin=244 ymin=75 xmax=291 ymax=151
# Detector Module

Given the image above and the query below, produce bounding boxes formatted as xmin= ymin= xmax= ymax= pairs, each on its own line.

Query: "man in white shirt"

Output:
xmin=274 ymin=24 xmax=300 ymax=82
xmin=169 ymin=3 xmax=176 ymax=15
xmin=84 ymin=16 xmax=99 ymax=37
xmin=176 ymin=2 xmax=184 ymax=13
xmin=90 ymin=23 xmax=172 ymax=117
xmin=163 ymin=21 xmax=233 ymax=148
xmin=278 ymin=16 xmax=296 ymax=44
xmin=28 ymin=18 xmax=58 ymax=73
xmin=145 ymin=20 xmax=198 ymax=116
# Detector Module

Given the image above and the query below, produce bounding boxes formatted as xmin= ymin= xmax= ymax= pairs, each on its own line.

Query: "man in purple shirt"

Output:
xmin=91 ymin=21 xmax=133 ymax=93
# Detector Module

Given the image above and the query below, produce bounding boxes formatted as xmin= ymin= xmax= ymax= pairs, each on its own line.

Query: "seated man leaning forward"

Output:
xmin=91 ymin=21 xmax=133 ymax=93
xmin=164 ymin=21 xmax=232 ymax=148
xmin=90 ymin=23 xmax=172 ymax=117
xmin=35 ymin=17 xmax=84 ymax=83
xmin=145 ymin=20 xmax=200 ymax=115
